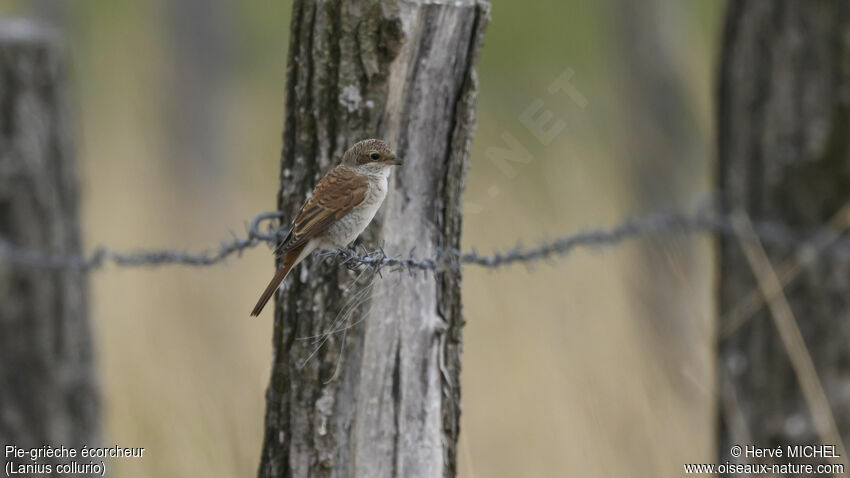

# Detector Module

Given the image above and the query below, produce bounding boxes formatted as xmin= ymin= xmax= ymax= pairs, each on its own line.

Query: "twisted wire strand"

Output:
xmin=0 ymin=208 xmax=847 ymax=273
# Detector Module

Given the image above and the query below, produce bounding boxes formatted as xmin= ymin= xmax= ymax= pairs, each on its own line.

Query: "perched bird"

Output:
xmin=250 ymin=139 xmax=402 ymax=316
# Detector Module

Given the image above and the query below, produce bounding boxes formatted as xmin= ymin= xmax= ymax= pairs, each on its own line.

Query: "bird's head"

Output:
xmin=342 ymin=139 xmax=402 ymax=172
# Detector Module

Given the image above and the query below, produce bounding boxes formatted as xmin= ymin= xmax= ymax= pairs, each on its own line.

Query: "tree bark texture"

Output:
xmin=0 ymin=19 xmax=100 ymax=474
xmin=717 ymin=0 xmax=850 ymax=464
xmin=258 ymin=1 xmax=488 ymax=477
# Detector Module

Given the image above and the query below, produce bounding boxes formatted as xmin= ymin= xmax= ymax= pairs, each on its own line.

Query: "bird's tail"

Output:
xmin=250 ymin=244 xmax=305 ymax=317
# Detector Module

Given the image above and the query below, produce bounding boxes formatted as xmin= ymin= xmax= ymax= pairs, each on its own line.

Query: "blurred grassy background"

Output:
xmin=1 ymin=1 xmax=723 ymax=476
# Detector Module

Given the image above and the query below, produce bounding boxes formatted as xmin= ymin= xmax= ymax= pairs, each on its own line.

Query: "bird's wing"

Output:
xmin=275 ymin=166 xmax=368 ymax=256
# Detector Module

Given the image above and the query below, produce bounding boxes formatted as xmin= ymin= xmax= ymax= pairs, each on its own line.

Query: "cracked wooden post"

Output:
xmin=0 ymin=19 xmax=100 ymax=475
xmin=717 ymin=0 xmax=850 ymax=463
xmin=257 ymin=1 xmax=489 ymax=476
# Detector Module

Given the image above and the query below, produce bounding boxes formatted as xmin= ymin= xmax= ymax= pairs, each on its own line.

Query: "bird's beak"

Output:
xmin=387 ymin=154 xmax=403 ymax=166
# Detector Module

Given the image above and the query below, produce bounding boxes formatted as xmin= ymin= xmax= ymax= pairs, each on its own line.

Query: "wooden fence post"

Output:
xmin=0 ymin=19 xmax=100 ymax=475
xmin=257 ymin=1 xmax=489 ymax=476
xmin=717 ymin=0 xmax=850 ymax=463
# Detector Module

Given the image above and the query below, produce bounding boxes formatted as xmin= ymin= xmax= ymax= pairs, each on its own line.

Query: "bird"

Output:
xmin=250 ymin=139 xmax=402 ymax=316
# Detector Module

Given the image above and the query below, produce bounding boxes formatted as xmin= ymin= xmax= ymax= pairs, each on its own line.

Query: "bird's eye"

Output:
xmin=369 ymin=152 xmax=381 ymax=160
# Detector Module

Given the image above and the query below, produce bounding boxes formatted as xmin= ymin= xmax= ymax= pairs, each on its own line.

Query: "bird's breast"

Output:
xmin=323 ymin=174 xmax=388 ymax=248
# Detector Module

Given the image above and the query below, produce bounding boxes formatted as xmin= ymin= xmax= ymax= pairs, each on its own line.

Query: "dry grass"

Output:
xmin=458 ymin=144 xmax=715 ymax=477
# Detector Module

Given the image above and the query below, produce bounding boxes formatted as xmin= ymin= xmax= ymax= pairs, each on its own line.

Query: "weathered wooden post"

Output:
xmin=717 ymin=0 xmax=850 ymax=465
xmin=0 ymin=19 xmax=100 ymax=475
xmin=257 ymin=1 xmax=489 ymax=476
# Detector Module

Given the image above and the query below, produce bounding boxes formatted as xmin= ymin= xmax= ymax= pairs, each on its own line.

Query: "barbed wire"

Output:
xmin=0 ymin=207 xmax=848 ymax=274
xmin=0 ymin=211 xmax=286 ymax=270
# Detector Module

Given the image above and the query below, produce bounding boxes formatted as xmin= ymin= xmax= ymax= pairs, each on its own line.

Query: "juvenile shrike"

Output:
xmin=250 ymin=139 xmax=401 ymax=316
